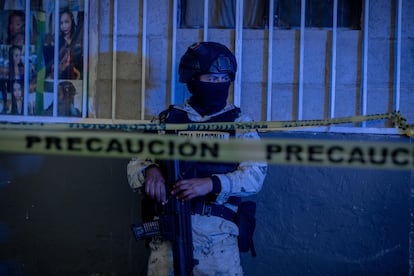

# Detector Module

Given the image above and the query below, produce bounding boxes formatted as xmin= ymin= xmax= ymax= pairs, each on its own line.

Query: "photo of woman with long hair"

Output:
xmin=58 ymin=8 xmax=82 ymax=80
xmin=10 ymin=80 xmax=23 ymax=115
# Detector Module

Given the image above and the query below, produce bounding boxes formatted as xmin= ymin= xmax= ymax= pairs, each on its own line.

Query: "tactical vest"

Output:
xmin=159 ymin=105 xmax=241 ymax=180
xmin=156 ymin=106 xmax=257 ymax=256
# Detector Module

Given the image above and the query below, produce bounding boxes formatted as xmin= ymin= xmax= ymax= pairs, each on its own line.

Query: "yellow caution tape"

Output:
xmin=1 ymin=112 xmax=411 ymax=135
xmin=392 ymin=111 xmax=414 ymax=137
xmin=0 ymin=129 xmax=412 ymax=171
xmin=0 ymin=112 xmax=412 ymax=170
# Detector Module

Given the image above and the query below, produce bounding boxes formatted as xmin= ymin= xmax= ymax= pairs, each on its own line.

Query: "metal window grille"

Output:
xmin=0 ymin=0 xmax=407 ymax=135
xmin=0 ymin=0 xmax=89 ymax=122
xmin=173 ymin=0 xmax=404 ymax=132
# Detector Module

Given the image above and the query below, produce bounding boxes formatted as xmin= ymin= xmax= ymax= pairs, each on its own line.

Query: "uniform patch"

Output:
xmin=178 ymin=131 xmax=230 ymax=140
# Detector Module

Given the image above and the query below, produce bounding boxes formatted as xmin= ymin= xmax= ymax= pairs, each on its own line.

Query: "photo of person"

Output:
xmin=43 ymin=8 xmax=83 ymax=80
xmin=58 ymin=9 xmax=82 ymax=79
xmin=1 ymin=4 xmax=85 ymax=116
xmin=44 ymin=80 xmax=81 ymax=117
xmin=6 ymin=45 xmax=37 ymax=114
xmin=58 ymin=46 xmax=81 ymax=80
xmin=7 ymin=10 xmax=25 ymax=46
xmin=0 ymin=45 xmax=24 ymax=114
xmin=10 ymin=79 xmax=23 ymax=115
xmin=8 ymin=45 xmax=23 ymax=80
xmin=0 ymin=8 xmax=39 ymax=115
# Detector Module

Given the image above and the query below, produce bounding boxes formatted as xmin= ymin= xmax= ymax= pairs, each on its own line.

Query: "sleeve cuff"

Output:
xmin=127 ymin=159 xmax=156 ymax=191
xmin=212 ymin=174 xmax=230 ymax=204
xmin=211 ymin=175 xmax=222 ymax=194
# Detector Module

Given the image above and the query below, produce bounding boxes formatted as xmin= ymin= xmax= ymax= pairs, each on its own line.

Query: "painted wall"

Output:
xmin=1 ymin=0 xmax=413 ymax=275
xmin=92 ymin=0 xmax=414 ymax=123
xmin=0 ymin=131 xmax=411 ymax=275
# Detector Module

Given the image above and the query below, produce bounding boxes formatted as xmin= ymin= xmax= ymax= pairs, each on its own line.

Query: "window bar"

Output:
xmin=329 ymin=0 xmax=338 ymax=119
xmin=140 ymin=0 xmax=147 ymax=119
xmin=394 ymin=0 xmax=402 ymax=112
xmin=111 ymin=0 xmax=118 ymax=120
xmin=266 ymin=0 xmax=274 ymax=121
xmin=234 ymin=0 xmax=243 ymax=107
xmin=88 ymin=0 xmax=99 ymax=118
xmin=171 ymin=0 xmax=178 ymax=104
xmin=82 ymin=0 xmax=89 ymax=118
xmin=360 ymin=0 xmax=369 ymax=127
xmin=23 ymin=0 xmax=30 ymax=116
xmin=53 ymin=0 xmax=60 ymax=117
xmin=297 ymin=0 xmax=306 ymax=120
xmin=203 ymin=0 xmax=209 ymax=41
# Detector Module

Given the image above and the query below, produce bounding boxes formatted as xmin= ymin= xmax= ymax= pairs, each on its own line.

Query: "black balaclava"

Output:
xmin=187 ymin=80 xmax=230 ymax=116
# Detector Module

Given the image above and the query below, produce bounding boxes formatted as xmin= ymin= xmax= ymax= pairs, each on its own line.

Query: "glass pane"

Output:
xmin=276 ymin=0 xmax=301 ymax=28
xmin=179 ymin=0 xmax=266 ymax=29
xmin=0 ymin=0 xmax=85 ymax=117
xmin=338 ymin=0 xmax=362 ymax=29
xmin=0 ymin=6 xmax=28 ymax=115
xmin=42 ymin=2 xmax=84 ymax=117
xmin=275 ymin=0 xmax=362 ymax=29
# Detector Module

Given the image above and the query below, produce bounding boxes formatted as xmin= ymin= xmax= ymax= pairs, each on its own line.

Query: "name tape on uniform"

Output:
xmin=0 ymin=129 xmax=412 ymax=170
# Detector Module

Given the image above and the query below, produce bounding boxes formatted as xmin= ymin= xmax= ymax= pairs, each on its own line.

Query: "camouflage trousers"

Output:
xmin=147 ymin=214 xmax=243 ymax=276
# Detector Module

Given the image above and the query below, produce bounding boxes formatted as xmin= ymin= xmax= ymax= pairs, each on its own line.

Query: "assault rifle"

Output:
xmin=130 ymin=160 xmax=197 ymax=276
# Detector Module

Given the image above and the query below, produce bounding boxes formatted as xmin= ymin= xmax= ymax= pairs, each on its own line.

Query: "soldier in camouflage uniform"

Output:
xmin=127 ymin=41 xmax=267 ymax=275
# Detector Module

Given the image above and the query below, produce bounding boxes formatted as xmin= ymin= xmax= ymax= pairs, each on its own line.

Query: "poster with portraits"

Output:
xmin=0 ymin=0 xmax=84 ymax=117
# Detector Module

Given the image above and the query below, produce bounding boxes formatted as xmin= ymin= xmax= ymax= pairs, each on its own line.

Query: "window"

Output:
xmin=179 ymin=0 xmax=362 ymax=29
xmin=1 ymin=1 xmax=409 ymax=129
xmin=179 ymin=0 xmax=267 ymax=28
xmin=0 ymin=0 xmax=86 ymax=118
xmin=277 ymin=0 xmax=362 ymax=29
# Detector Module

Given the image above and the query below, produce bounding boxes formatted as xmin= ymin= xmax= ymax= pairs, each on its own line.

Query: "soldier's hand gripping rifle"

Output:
xmin=130 ymin=160 xmax=198 ymax=276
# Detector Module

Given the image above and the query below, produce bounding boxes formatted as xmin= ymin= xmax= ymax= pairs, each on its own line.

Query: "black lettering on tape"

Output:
xmin=327 ymin=146 xmax=344 ymax=163
xmin=286 ymin=145 xmax=302 ymax=162
xmin=87 ymin=138 xmax=102 ymax=152
xmin=308 ymin=145 xmax=323 ymax=162
xmin=67 ymin=137 xmax=82 ymax=151
xmin=200 ymin=142 xmax=219 ymax=158
xmin=348 ymin=147 xmax=365 ymax=164
xmin=80 ymin=124 xmax=92 ymax=129
xmin=369 ymin=147 xmax=387 ymax=165
xmin=392 ymin=148 xmax=409 ymax=166
xmin=179 ymin=142 xmax=197 ymax=157
xmin=168 ymin=141 xmax=174 ymax=156
xmin=266 ymin=144 xmax=282 ymax=160
xmin=146 ymin=124 xmax=158 ymax=131
xmin=149 ymin=140 xmax=164 ymax=155
xmin=46 ymin=137 xmax=62 ymax=150
xmin=125 ymin=139 xmax=144 ymax=154
xmin=26 ymin=136 xmax=41 ymax=148
xmin=107 ymin=139 xmax=123 ymax=153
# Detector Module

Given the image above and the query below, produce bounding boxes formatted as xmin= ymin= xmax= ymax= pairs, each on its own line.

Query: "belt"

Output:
xmin=192 ymin=201 xmax=237 ymax=223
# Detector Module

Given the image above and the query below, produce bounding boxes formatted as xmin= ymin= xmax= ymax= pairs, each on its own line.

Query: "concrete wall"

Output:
xmin=92 ymin=0 xmax=414 ymax=123
xmin=0 ymin=132 xmax=412 ymax=275
xmin=0 ymin=0 xmax=413 ymax=275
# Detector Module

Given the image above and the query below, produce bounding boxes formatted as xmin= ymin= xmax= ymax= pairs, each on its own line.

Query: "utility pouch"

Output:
xmin=235 ymin=200 xmax=257 ymax=257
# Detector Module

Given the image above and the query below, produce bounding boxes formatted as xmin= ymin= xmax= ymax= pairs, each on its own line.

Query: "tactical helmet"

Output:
xmin=178 ymin=42 xmax=237 ymax=83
